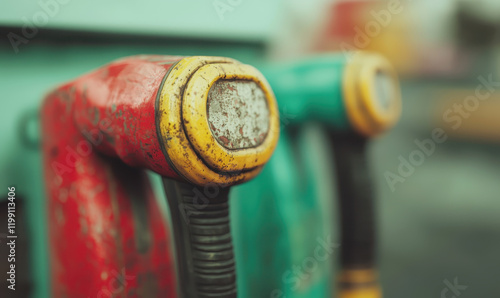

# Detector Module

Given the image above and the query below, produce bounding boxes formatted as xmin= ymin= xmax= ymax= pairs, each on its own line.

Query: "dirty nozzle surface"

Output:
xmin=373 ymin=70 xmax=394 ymax=113
xmin=159 ymin=56 xmax=279 ymax=184
xmin=207 ymin=80 xmax=270 ymax=150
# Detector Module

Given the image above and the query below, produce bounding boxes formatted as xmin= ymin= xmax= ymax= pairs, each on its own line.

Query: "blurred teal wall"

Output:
xmin=0 ymin=0 xmax=283 ymax=42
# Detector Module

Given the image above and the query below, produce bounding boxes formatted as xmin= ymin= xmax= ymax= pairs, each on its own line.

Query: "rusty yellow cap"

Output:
xmin=343 ymin=52 xmax=401 ymax=137
xmin=157 ymin=56 xmax=280 ymax=186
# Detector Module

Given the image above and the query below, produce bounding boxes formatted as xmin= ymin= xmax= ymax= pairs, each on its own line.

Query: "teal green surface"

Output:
xmin=260 ymin=54 xmax=351 ymax=129
xmin=231 ymin=132 xmax=332 ymax=297
xmin=231 ymin=55 xmax=353 ymax=297
xmin=231 ymin=133 xmax=298 ymax=297
xmin=231 ymin=124 xmax=340 ymax=298
xmin=1 ymin=0 xmax=284 ymax=43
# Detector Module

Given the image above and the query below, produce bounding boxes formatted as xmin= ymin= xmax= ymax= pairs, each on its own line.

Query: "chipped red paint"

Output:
xmin=41 ymin=56 xmax=184 ymax=297
xmin=71 ymin=55 xmax=185 ymax=177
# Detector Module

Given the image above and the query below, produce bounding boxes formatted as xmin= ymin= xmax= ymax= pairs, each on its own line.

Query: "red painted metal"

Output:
xmin=41 ymin=55 xmax=185 ymax=297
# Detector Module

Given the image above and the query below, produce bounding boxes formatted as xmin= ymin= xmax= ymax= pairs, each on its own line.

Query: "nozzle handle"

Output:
xmin=262 ymin=55 xmax=350 ymax=128
xmin=330 ymin=133 xmax=381 ymax=298
xmin=162 ymin=179 xmax=237 ymax=298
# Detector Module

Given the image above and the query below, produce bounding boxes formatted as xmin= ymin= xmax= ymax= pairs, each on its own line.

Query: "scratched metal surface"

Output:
xmin=207 ymin=80 xmax=270 ymax=149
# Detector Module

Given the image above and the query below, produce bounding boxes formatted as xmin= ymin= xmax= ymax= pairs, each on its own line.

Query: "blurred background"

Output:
xmin=1 ymin=0 xmax=500 ymax=297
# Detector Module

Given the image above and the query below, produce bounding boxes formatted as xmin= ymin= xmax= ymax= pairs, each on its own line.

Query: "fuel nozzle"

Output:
xmin=41 ymin=55 xmax=279 ymax=298
xmin=262 ymin=51 xmax=402 ymax=298
xmin=158 ymin=56 xmax=280 ymax=298
xmin=263 ymin=51 xmax=400 ymax=137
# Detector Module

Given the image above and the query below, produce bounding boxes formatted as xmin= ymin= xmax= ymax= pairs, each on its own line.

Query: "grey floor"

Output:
xmin=371 ymin=82 xmax=500 ymax=298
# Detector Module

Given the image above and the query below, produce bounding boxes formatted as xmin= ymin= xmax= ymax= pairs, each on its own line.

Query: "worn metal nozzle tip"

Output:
xmin=207 ymin=80 xmax=270 ymax=150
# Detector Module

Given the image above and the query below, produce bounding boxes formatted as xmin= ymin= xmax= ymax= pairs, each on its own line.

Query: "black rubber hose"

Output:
xmin=329 ymin=133 xmax=378 ymax=290
xmin=162 ymin=178 xmax=237 ymax=298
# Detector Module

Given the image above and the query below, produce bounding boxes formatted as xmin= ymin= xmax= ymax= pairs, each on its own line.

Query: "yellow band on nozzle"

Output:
xmin=343 ymin=52 xmax=402 ymax=137
xmin=157 ymin=56 xmax=279 ymax=186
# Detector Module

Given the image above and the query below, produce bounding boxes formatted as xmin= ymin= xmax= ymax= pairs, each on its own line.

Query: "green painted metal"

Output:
xmin=232 ymin=54 xmax=352 ymax=297
xmin=261 ymin=54 xmax=351 ymax=129
xmin=231 ymin=132 xmax=298 ymax=298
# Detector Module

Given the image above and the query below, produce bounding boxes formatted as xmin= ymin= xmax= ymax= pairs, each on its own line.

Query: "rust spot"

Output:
xmin=219 ymin=136 xmax=229 ymax=145
xmin=51 ymin=146 xmax=59 ymax=157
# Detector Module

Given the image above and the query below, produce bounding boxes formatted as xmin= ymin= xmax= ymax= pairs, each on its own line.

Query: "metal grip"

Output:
xmin=162 ymin=178 xmax=237 ymax=298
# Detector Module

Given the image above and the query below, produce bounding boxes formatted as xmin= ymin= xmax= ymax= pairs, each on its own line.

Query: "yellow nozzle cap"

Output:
xmin=343 ymin=52 xmax=402 ymax=137
xmin=157 ymin=56 xmax=279 ymax=186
